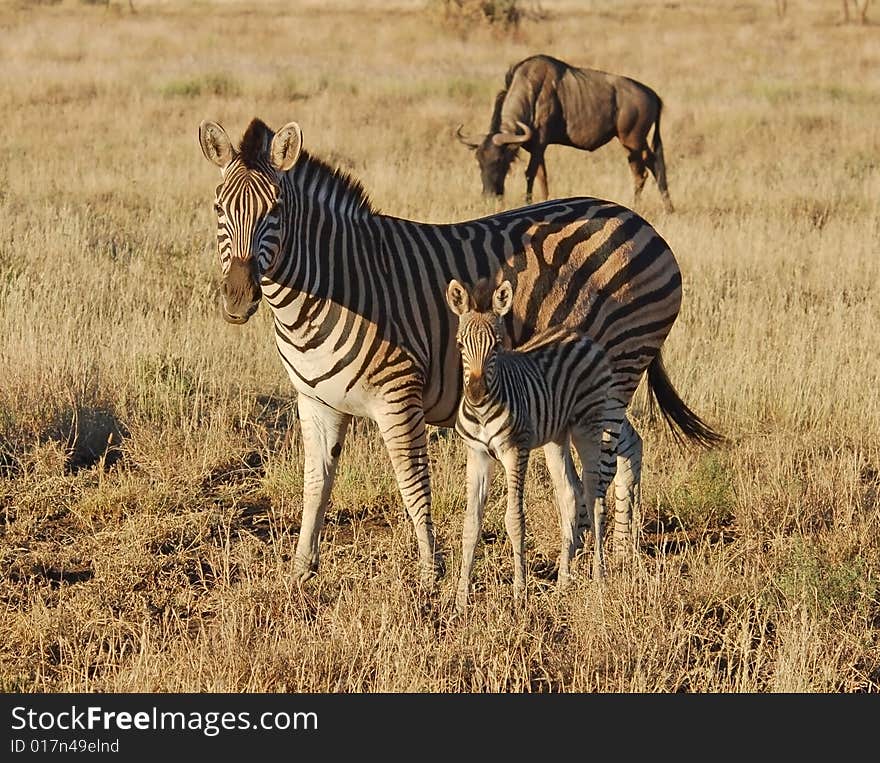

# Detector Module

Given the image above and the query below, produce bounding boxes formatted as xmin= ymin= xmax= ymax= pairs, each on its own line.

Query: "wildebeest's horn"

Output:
xmin=455 ymin=124 xmax=483 ymax=149
xmin=491 ymin=120 xmax=533 ymax=146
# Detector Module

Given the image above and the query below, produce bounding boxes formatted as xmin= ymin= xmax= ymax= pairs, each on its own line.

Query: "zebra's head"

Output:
xmin=198 ymin=118 xmax=304 ymax=325
xmin=446 ymin=278 xmax=514 ymax=406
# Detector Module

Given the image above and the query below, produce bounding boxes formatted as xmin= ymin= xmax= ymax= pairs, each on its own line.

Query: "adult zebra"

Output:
xmin=197 ymin=117 xmax=719 ymax=585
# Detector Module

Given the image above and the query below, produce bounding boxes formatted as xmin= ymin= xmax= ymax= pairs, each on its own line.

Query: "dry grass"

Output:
xmin=1 ymin=0 xmax=878 ymax=692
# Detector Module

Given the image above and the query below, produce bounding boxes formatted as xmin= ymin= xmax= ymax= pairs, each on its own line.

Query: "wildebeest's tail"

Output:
xmin=651 ymin=96 xmax=664 ymax=154
xmin=645 ymin=351 xmax=722 ymax=448
xmin=650 ymin=96 xmax=674 ymax=211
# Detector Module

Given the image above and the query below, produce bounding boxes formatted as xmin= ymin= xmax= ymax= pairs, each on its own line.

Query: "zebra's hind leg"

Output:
xmin=456 ymin=446 xmax=495 ymax=613
xmin=542 ymin=437 xmax=580 ymax=589
xmin=612 ymin=417 xmax=643 ymax=557
xmin=375 ymin=400 xmax=444 ymax=586
xmin=570 ymin=424 xmax=606 ymax=581
xmin=293 ymin=395 xmax=352 ymax=583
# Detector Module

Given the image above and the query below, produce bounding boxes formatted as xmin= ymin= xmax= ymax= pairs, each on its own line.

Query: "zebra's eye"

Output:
xmin=213 ymin=202 xmax=223 ymax=214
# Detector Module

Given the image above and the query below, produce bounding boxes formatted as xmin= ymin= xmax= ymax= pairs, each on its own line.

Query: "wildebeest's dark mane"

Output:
xmin=487 ymin=59 xmax=526 ymax=133
xmin=236 ymin=118 xmax=376 ymax=214
xmin=488 ymin=88 xmax=508 ymax=134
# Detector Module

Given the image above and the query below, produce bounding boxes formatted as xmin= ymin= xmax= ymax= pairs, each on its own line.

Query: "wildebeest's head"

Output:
xmin=457 ymin=121 xmax=532 ymax=197
xmin=198 ymin=118 xmax=303 ymax=325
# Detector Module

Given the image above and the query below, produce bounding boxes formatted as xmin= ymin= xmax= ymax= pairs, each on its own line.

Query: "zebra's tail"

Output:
xmin=645 ymin=351 xmax=723 ymax=448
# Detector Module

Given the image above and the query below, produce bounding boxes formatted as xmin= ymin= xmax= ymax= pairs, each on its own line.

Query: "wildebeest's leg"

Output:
xmin=613 ymin=417 xmax=643 ymax=556
xmin=535 ymin=157 xmax=549 ymax=201
xmin=500 ymin=446 xmax=530 ymax=603
xmin=375 ymin=395 xmax=444 ymax=585
xmin=542 ymin=438 xmax=580 ymax=587
xmin=456 ymin=446 xmax=495 ymax=613
xmin=626 ymin=148 xmax=649 ymax=207
xmin=293 ymin=394 xmax=352 ymax=582
xmin=645 ymin=148 xmax=675 ymax=213
xmin=524 ymin=146 xmax=548 ymax=203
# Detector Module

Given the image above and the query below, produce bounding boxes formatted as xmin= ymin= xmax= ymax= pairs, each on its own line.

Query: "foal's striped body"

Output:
xmin=448 ymin=279 xmax=620 ymax=609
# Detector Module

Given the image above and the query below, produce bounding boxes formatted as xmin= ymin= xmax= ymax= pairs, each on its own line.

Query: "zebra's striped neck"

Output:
xmin=287 ymin=150 xmax=376 ymax=220
xmin=263 ymin=151 xmax=379 ymax=297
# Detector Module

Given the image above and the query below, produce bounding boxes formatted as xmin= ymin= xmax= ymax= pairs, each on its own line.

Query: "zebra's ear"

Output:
xmin=493 ymin=280 xmax=514 ymax=317
xmin=199 ymin=120 xmax=234 ymax=168
xmin=446 ymin=279 xmax=471 ymax=316
xmin=270 ymin=122 xmax=304 ymax=172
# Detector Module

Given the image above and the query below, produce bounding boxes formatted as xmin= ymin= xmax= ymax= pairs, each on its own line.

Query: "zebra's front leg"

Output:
xmin=376 ymin=402 xmax=443 ymax=586
xmin=456 ymin=446 xmax=495 ymax=613
xmin=293 ymin=394 xmax=352 ymax=583
xmin=542 ymin=438 xmax=580 ymax=589
xmin=501 ymin=447 xmax=530 ymax=604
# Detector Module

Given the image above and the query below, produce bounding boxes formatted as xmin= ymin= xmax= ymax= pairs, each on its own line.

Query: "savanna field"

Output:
xmin=0 ymin=0 xmax=878 ymax=692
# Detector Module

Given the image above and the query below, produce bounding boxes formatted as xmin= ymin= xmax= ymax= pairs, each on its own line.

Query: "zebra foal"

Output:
xmin=447 ymin=278 xmax=624 ymax=611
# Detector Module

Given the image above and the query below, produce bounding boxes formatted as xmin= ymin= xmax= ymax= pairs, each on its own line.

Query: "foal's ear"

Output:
xmin=492 ymin=280 xmax=514 ymax=317
xmin=446 ymin=279 xmax=471 ymax=316
xmin=270 ymin=121 xmax=303 ymax=172
xmin=199 ymin=120 xmax=234 ymax=168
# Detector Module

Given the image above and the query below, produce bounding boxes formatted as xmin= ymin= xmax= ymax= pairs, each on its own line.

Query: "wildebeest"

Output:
xmin=457 ymin=54 xmax=674 ymax=212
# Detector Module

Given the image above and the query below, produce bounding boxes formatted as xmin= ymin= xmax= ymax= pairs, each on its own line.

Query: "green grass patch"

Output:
xmin=775 ymin=537 xmax=871 ymax=618
xmin=159 ymin=73 xmax=241 ymax=99
xmin=657 ymin=452 xmax=737 ymax=531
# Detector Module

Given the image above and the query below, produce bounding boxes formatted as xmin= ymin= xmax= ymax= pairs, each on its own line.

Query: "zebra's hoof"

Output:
xmin=430 ymin=553 xmax=447 ymax=581
xmin=292 ymin=556 xmax=318 ymax=584
xmin=556 ymin=571 xmax=575 ymax=591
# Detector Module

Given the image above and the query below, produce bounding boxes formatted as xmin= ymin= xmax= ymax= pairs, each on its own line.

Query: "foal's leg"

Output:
xmin=501 ymin=447 xmax=530 ymax=603
xmin=542 ymin=438 xmax=580 ymax=588
xmin=456 ymin=446 xmax=495 ymax=613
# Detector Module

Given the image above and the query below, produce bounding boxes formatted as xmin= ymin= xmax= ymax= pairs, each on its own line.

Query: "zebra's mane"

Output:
xmin=292 ymin=150 xmax=377 ymax=216
xmin=470 ymin=277 xmax=497 ymax=313
xmin=239 ymin=118 xmax=273 ymax=169
xmin=238 ymin=118 xmax=375 ymax=215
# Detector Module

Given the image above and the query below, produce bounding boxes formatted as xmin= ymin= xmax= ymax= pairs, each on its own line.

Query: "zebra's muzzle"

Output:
xmin=464 ymin=374 xmax=488 ymax=406
xmin=222 ymin=303 xmax=259 ymax=324
xmin=221 ymin=258 xmax=262 ymax=325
